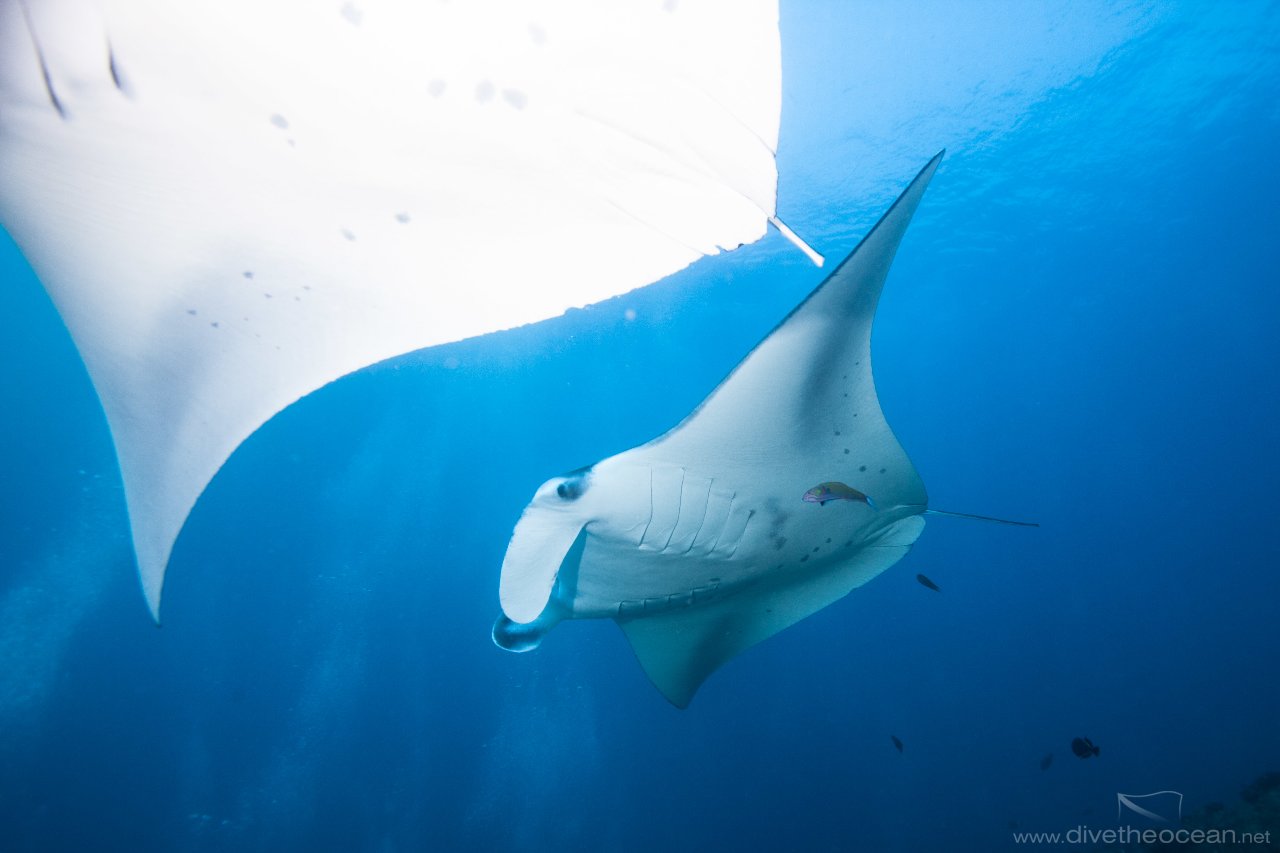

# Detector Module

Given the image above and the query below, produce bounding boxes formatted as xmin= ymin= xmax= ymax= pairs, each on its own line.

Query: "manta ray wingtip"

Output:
xmin=141 ymin=580 xmax=162 ymax=624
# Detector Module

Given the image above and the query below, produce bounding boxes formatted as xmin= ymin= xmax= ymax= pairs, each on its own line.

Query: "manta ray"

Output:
xmin=0 ymin=0 xmax=806 ymax=619
xmin=494 ymin=152 xmax=1034 ymax=707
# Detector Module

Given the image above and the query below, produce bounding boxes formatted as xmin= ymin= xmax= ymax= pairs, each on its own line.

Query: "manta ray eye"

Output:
xmin=556 ymin=476 xmax=586 ymax=501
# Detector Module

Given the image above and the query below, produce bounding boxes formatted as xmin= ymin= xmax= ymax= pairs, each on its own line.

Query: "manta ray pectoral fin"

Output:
xmin=498 ymin=511 xmax=586 ymax=625
xmin=2 ymin=2 xmax=785 ymax=622
xmin=617 ymin=516 xmax=926 ymax=708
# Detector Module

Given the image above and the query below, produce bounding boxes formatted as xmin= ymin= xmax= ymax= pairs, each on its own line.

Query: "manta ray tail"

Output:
xmin=924 ymin=509 xmax=1039 ymax=528
xmin=769 ymin=215 xmax=825 ymax=266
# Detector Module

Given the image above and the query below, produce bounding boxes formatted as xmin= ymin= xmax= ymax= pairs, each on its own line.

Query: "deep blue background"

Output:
xmin=2 ymin=2 xmax=1278 ymax=850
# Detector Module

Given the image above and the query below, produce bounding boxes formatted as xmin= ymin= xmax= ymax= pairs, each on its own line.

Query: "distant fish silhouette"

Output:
xmin=891 ymin=735 xmax=904 ymax=753
xmin=1071 ymin=737 xmax=1100 ymax=758
xmin=1040 ymin=752 xmax=1054 ymax=771
xmin=916 ymin=573 xmax=940 ymax=592
xmin=802 ymin=481 xmax=876 ymax=508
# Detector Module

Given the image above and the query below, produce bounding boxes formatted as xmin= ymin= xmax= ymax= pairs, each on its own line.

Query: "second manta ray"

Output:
xmin=495 ymin=152 xmax=1026 ymax=706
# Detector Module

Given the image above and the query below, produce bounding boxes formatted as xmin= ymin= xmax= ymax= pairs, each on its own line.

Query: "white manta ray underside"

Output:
xmin=0 ymin=0 xmax=797 ymax=618
xmin=496 ymin=153 xmax=947 ymax=707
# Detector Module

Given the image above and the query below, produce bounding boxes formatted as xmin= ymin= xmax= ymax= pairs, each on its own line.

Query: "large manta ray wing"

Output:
xmin=0 ymin=0 xmax=783 ymax=618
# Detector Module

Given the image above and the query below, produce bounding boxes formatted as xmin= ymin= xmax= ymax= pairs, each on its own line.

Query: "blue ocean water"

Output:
xmin=2 ymin=2 xmax=1278 ymax=851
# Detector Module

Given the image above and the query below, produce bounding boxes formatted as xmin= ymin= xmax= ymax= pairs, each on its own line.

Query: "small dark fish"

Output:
xmin=1071 ymin=737 xmax=1100 ymax=759
xmin=1039 ymin=752 xmax=1054 ymax=771
xmin=916 ymin=573 xmax=941 ymax=592
xmin=891 ymin=735 xmax=903 ymax=753
xmin=802 ymin=481 xmax=875 ymax=508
